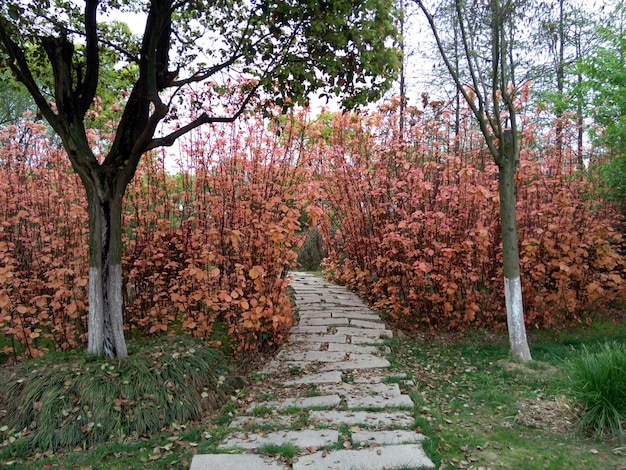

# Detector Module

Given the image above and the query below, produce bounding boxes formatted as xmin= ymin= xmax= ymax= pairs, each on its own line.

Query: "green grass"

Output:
xmin=250 ymin=405 xmax=274 ymax=416
xmin=568 ymin=341 xmax=626 ymax=442
xmin=258 ymin=442 xmax=297 ymax=459
xmin=385 ymin=319 xmax=626 ymax=469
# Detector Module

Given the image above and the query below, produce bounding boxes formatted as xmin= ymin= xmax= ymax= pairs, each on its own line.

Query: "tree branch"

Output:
xmin=145 ymin=81 xmax=263 ymax=151
xmin=0 ymin=20 xmax=60 ymax=130
xmin=414 ymin=0 xmax=499 ymax=159
xmin=79 ymin=0 xmax=99 ymax=115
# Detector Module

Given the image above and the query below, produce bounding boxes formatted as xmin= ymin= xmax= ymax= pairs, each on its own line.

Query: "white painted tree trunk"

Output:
xmin=504 ymin=276 xmax=531 ymax=362
xmin=499 ymin=151 xmax=532 ymax=363
xmin=85 ymin=183 xmax=128 ymax=359
xmin=88 ymin=265 xmax=127 ymax=358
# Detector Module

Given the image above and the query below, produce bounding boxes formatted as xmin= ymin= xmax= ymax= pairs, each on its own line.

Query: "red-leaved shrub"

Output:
xmin=313 ymin=104 xmax=625 ymax=331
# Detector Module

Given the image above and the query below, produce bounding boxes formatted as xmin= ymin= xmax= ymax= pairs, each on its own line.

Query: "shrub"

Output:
xmin=568 ymin=341 xmax=626 ymax=442
xmin=0 ymin=335 xmax=244 ymax=454
xmin=313 ymin=106 xmax=625 ymax=331
xmin=0 ymin=110 xmax=318 ymax=359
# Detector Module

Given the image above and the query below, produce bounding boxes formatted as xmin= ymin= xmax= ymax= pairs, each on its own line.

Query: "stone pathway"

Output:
xmin=190 ymin=272 xmax=435 ymax=470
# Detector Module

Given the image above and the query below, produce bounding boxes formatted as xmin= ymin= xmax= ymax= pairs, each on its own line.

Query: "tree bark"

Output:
xmin=85 ymin=172 xmax=128 ymax=359
xmin=497 ymin=140 xmax=532 ymax=363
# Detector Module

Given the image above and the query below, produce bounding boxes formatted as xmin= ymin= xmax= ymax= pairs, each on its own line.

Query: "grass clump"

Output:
xmin=0 ymin=335 xmax=244 ymax=455
xmin=568 ymin=341 xmax=626 ymax=442
xmin=258 ymin=442 xmax=297 ymax=459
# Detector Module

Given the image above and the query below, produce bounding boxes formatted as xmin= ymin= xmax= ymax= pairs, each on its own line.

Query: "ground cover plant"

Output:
xmin=569 ymin=341 xmax=626 ymax=442
xmin=0 ymin=335 xmax=245 ymax=467
xmin=388 ymin=321 xmax=626 ymax=469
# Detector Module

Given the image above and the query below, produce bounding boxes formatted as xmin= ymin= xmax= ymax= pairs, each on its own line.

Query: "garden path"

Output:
xmin=190 ymin=271 xmax=435 ymax=470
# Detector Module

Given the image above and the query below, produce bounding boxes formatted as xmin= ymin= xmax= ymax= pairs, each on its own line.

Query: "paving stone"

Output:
xmin=346 ymin=393 xmax=414 ymax=409
xmin=279 ymin=351 xmax=347 ymax=362
xmin=352 ymin=372 xmax=407 ymax=383
xmin=327 ymin=343 xmax=380 ymax=354
xmin=319 ymin=383 xmax=402 ymax=398
xmin=335 ymin=327 xmax=393 ymax=339
xmin=320 ymin=355 xmax=391 ymax=371
xmin=352 ymin=430 xmax=426 ymax=446
xmin=247 ymin=395 xmax=341 ymax=413
xmin=334 ymin=301 xmax=370 ymax=308
xmin=219 ymin=429 xmax=339 ymax=450
xmin=190 ymin=454 xmax=285 ymax=470
xmin=292 ymin=444 xmax=435 ymax=470
xmin=349 ymin=319 xmax=386 ymax=329
xmin=229 ymin=414 xmax=301 ymax=429
xmin=340 ymin=311 xmax=383 ymax=321
xmin=290 ymin=334 xmax=347 ymax=344
xmin=351 ymin=336 xmax=386 ymax=345
xmin=261 ymin=359 xmax=309 ymax=374
xmin=190 ymin=272 xmax=439 ymax=470
xmin=308 ymin=410 xmax=415 ymax=428
xmin=302 ymin=317 xmax=350 ymax=327
xmin=284 ymin=371 xmax=343 ymax=385
xmin=291 ymin=326 xmax=329 ymax=334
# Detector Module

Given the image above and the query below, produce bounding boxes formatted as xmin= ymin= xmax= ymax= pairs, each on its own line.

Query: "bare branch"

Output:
xmin=144 ymin=81 xmax=262 ymax=151
xmin=414 ymin=0 xmax=500 ymax=159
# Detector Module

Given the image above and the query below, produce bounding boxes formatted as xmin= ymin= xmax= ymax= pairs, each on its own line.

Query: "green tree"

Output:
xmin=578 ymin=2 xmax=626 ymax=208
xmin=0 ymin=68 xmax=36 ymax=125
xmin=0 ymin=0 xmax=400 ymax=359
xmin=415 ymin=0 xmax=532 ymax=362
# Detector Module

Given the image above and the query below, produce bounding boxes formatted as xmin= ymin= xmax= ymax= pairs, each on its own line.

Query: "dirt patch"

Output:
xmin=514 ymin=395 xmax=580 ymax=433
xmin=497 ymin=359 xmax=559 ymax=378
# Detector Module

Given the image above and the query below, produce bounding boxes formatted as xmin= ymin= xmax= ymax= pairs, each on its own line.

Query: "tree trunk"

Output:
xmin=498 ymin=149 xmax=532 ymax=363
xmin=85 ymin=173 xmax=128 ymax=359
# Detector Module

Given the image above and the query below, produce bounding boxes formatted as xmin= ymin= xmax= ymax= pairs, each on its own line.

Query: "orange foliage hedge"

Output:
xmin=1 ymin=101 xmax=624 ymax=361
xmin=313 ymin=104 xmax=625 ymax=331
xmin=0 ymin=114 xmax=316 ymax=360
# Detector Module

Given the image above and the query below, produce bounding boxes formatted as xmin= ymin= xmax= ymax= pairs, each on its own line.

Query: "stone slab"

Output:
xmin=261 ymin=360 xmax=309 ymax=374
xmin=292 ymin=444 xmax=435 ymax=470
xmin=290 ymin=334 xmax=347 ymax=344
xmin=327 ymin=343 xmax=380 ymax=354
xmin=320 ymin=355 xmax=390 ymax=371
xmin=302 ymin=317 xmax=350 ymax=327
xmin=351 ymin=336 xmax=386 ymax=345
xmin=308 ymin=410 xmax=415 ymax=428
xmin=229 ymin=414 xmax=301 ymax=429
xmin=190 ymin=454 xmax=285 ymax=470
xmin=335 ymin=327 xmax=392 ymax=339
xmin=291 ymin=326 xmax=329 ymax=334
xmin=296 ymin=311 xmax=332 ymax=319
xmin=346 ymin=393 xmax=414 ymax=409
xmin=352 ymin=372 xmax=407 ymax=384
xmin=219 ymin=429 xmax=339 ymax=450
xmin=280 ymin=351 xmax=347 ymax=363
xmin=247 ymin=395 xmax=341 ymax=413
xmin=319 ymin=383 xmax=402 ymax=398
xmin=352 ymin=430 xmax=426 ymax=446
xmin=350 ymin=319 xmax=385 ymax=329
xmin=340 ymin=311 xmax=383 ymax=321
xmin=284 ymin=371 xmax=343 ymax=385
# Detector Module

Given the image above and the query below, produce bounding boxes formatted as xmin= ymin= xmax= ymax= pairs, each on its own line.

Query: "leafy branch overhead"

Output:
xmin=0 ymin=0 xmax=400 ymax=160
